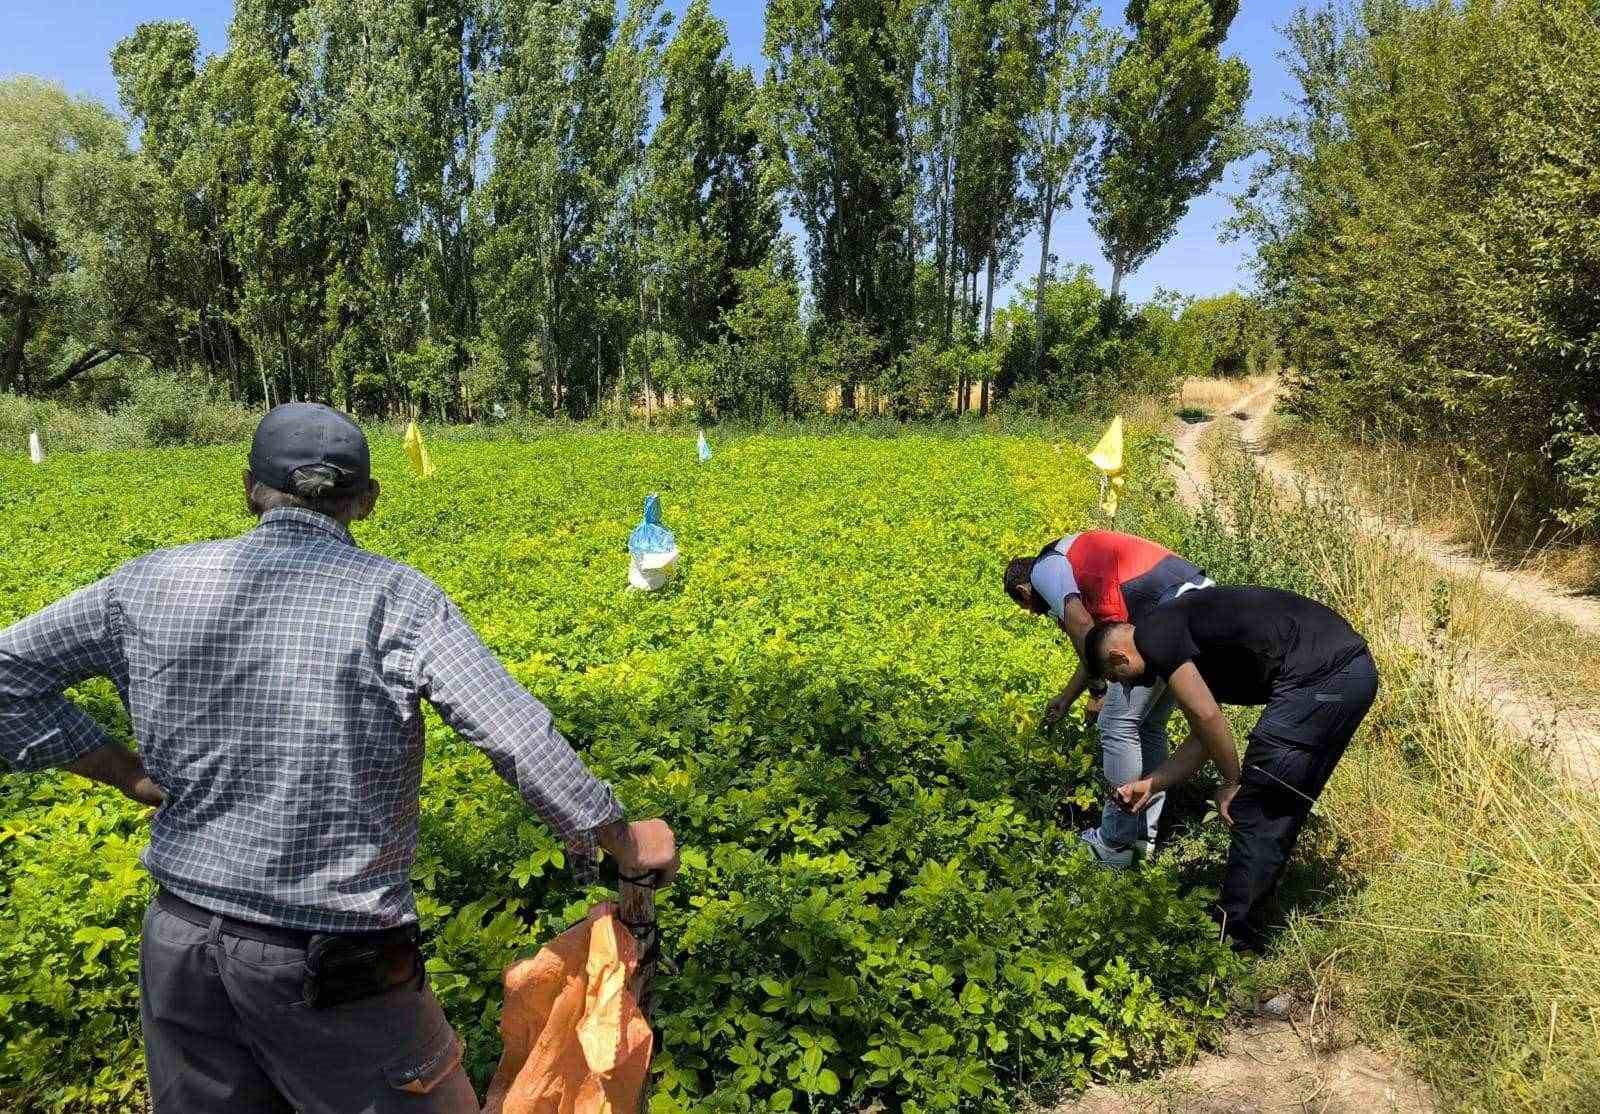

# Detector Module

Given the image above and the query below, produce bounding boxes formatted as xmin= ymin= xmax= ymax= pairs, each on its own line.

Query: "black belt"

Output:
xmin=155 ymin=889 xmax=412 ymax=950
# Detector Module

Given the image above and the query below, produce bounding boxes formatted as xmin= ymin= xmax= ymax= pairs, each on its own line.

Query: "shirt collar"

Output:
xmin=257 ymin=507 xmax=356 ymax=546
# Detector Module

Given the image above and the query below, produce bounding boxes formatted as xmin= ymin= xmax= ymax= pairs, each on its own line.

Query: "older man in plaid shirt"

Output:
xmin=0 ymin=402 xmax=678 ymax=1113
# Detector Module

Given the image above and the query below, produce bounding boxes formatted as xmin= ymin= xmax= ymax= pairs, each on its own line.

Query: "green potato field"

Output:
xmin=0 ymin=431 xmax=1238 ymax=1113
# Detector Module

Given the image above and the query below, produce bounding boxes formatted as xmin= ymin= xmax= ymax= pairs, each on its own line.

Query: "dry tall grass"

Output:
xmin=1186 ymin=444 xmax=1600 ymax=1110
xmin=1263 ymin=417 xmax=1600 ymax=595
xmin=1174 ymin=376 xmax=1272 ymax=417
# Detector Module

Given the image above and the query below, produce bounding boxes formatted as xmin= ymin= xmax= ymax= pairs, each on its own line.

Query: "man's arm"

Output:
xmin=0 ymin=580 xmax=134 ymax=777
xmin=1117 ymin=664 xmax=1241 ymax=819
xmin=414 ymin=593 xmax=678 ymax=882
xmin=1043 ymin=597 xmax=1103 ymax=726
xmin=1058 ymin=596 xmax=1095 ymax=655
xmin=1162 ymin=663 xmax=1240 ymax=784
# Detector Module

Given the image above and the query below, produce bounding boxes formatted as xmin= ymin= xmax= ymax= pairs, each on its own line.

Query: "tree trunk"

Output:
xmin=936 ymin=131 xmax=950 ymax=345
xmin=955 ymin=271 xmax=967 ymax=414
xmin=944 ymin=245 xmax=958 ymax=351
xmin=39 ymin=348 xmax=119 ymax=393
xmin=1110 ymin=257 xmax=1125 ymax=303
xmin=981 ymin=251 xmax=996 ymax=416
xmin=1033 ymin=181 xmax=1056 ymax=377
xmin=258 ymin=352 xmax=273 ymax=412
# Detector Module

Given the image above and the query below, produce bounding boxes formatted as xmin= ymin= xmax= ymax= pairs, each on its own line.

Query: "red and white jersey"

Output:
xmin=1029 ymin=530 xmax=1206 ymax=624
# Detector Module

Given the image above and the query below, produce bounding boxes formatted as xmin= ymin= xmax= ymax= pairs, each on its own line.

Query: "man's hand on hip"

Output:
xmin=127 ymin=773 xmax=167 ymax=809
xmin=601 ymin=819 xmax=680 ymax=885
xmin=66 ymin=742 xmax=166 ymax=810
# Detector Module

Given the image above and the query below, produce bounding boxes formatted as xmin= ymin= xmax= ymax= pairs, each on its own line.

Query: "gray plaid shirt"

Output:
xmin=0 ymin=507 xmax=620 ymax=931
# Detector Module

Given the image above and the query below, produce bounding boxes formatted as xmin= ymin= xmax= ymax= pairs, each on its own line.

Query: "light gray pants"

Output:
xmin=1097 ymin=679 xmax=1178 ymax=849
xmin=139 ymin=898 xmax=477 ymax=1113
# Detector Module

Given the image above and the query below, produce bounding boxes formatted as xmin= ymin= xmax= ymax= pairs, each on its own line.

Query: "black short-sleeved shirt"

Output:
xmin=1133 ymin=586 xmax=1367 ymax=706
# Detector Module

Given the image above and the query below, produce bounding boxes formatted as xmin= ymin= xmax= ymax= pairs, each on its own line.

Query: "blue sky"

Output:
xmin=2 ymin=0 xmax=1302 ymax=304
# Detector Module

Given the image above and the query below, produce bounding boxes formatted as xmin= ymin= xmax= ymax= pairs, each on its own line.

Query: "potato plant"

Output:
xmin=0 ymin=431 xmax=1238 ymax=1112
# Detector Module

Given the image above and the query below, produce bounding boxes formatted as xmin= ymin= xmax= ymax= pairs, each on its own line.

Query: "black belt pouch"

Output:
xmin=302 ymin=927 xmax=424 ymax=1009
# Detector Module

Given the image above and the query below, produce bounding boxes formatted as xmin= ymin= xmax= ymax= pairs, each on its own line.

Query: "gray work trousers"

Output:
xmin=1097 ymin=678 xmax=1178 ymax=849
xmin=139 ymin=898 xmax=477 ymax=1113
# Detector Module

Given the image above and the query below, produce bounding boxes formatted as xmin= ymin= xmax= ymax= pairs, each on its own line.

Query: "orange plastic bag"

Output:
xmin=481 ymin=908 xmax=653 ymax=1114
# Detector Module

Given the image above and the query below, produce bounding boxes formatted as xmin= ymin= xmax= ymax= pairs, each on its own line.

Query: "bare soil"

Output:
xmin=1057 ymin=1004 xmax=1434 ymax=1114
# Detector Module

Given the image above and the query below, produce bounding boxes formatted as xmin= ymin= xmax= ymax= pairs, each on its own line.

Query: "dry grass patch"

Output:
xmin=1190 ymin=448 xmax=1600 ymax=1111
xmin=1262 ymin=416 xmax=1600 ymax=597
xmin=1174 ymin=376 xmax=1273 ymax=418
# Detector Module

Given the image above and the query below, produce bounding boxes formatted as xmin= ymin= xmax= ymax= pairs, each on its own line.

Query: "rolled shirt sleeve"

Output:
xmin=414 ymin=592 xmax=623 ymax=842
xmin=0 ymin=578 xmax=126 ymax=772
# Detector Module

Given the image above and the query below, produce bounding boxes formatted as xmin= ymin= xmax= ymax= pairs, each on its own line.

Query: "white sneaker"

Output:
xmin=1079 ymin=827 xmax=1134 ymax=869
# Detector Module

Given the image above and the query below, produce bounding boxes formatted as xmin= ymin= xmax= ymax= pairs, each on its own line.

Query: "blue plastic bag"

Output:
xmin=628 ymin=494 xmax=676 ymax=557
xmin=627 ymin=494 xmax=679 ymax=590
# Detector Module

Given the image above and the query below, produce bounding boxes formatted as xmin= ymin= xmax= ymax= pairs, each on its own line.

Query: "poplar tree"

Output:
xmin=1022 ymin=0 xmax=1110 ymax=375
xmin=765 ymin=0 xmax=915 ymax=407
xmin=648 ymin=0 xmax=781 ymax=354
xmin=1087 ymin=0 xmax=1248 ymax=300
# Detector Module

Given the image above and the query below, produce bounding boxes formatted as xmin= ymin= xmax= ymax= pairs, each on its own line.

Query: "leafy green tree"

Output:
xmin=1087 ymin=0 xmax=1248 ymax=300
xmin=478 ymin=0 xmax=667 ymax=417
xmin=765 ymin=0 xmax=916 ymax=406
xmin=110 ymin=22 xmax=252 ymax=399
xmin=0 ymin=78 xmax=165 ymax=395
xmin=1022 ymin=0 xmax=1111 ymax=377
xmin=948 ymin=0 xmax=1038 ymax=413
xmin=719 ymin=249 xmax=806 ymax=419
xmin=1176 ymin=291 xmax=1272 ymax=377
xmin=648 ymin=0 xmax=782 ymax=357
xmin=1231 ymin=0 xmax=1600 ymax=535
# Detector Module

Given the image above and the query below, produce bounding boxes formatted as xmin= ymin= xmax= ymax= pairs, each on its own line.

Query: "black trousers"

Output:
xmin=1215 ymin=651 xmax=1379 ymax=953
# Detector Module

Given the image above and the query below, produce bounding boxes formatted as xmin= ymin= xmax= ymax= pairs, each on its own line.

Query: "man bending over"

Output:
xmin=1085 ymin=585 xmax=1378 ymax=953
xmin=1004 ymin=530 xmax=1211 ymax=866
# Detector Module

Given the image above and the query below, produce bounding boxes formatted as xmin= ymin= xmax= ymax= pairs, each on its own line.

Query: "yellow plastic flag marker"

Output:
xmin=1086 ymin=415 xmax=1124 ymax=517
xmin=404 ymin=420 xmax=436 ymax=479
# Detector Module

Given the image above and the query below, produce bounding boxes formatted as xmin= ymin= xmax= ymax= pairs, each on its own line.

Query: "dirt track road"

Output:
xmin=1172 ymin=381 xmax=1600 ymax=787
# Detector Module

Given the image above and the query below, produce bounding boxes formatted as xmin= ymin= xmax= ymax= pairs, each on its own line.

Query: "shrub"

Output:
xmin=1549 ymin=405 xmax=1600 ymax=533
xmin=2 ymin=381 xmax=256 ymax=457
xmin=119 ymin=377 xmax=257 ymax=448
xmin=1236 ymin=0 xmax=1600 ymax=535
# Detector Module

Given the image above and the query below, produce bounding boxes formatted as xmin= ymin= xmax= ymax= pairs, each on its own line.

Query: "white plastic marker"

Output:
xmin=697 ymin=428 xmax=712 ymax=463
xmin=28 ymin=429 xmax=44 ymax=465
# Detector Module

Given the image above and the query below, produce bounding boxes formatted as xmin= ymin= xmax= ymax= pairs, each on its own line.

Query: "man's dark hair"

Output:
xmin=1004 ymin=557 xmax=1039 ymax=609
xmin=247 ymin=464 xmax=373 ymax=522
xmin=1083 ymin=621 xmax=1129 ymax=679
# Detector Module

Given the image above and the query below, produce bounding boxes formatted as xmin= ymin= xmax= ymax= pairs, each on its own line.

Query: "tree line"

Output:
xmin=1 ymin=0 xmax=1248 ymax=420
xmin=1233 ymin=0 xmax=1600 ymax=535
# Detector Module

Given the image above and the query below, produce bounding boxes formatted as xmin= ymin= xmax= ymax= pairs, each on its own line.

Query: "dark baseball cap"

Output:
xmin=248 ymin=403 xmax=371 ymax=494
